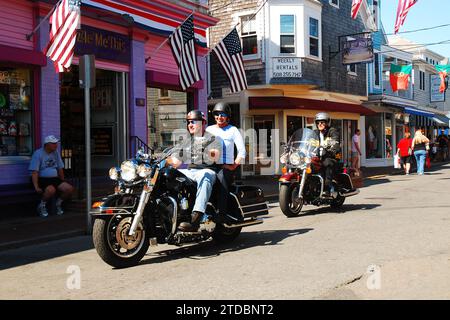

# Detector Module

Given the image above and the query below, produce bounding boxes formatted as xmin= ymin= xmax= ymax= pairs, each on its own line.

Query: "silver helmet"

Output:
xmin=315 ymin=112 xmax=331 ymax=126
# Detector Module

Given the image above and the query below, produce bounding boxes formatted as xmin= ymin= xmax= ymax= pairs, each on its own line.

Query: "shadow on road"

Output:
xmin=137 ymin=228 xmax=313 ymax=267
xmin=293 ymin=203 xmax=381 ymax=217
xmin=0 ymin=236 xmax=93 ymax=271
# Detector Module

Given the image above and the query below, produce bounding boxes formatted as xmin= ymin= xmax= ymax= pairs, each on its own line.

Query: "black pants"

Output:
xmin=215 ymin=168 xmax=234 ymax=215
xmin=321 ymin=158 xmax=337 ymax=189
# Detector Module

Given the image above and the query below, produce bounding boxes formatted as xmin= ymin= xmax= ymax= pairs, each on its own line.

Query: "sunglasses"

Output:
xmin=316 ymin=121 xmax=327 ymax=125
xmin=214 ymin=112 xmax=228 ymax=118
xmin=187 ymin=120 xmax=200 ymax=125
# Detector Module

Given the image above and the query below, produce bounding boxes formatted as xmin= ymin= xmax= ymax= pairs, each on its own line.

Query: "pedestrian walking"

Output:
xmin=411 ymin=130 xmax=430 ymax=175
xmin=396 ymin=132 xmax=413 ymax=175
xmin=351 ymin=129 xmax=362 ymax=176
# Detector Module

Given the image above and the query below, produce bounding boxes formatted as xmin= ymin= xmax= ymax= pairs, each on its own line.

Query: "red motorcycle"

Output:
xmin=279 ymin=128 xmax=359 ymax=217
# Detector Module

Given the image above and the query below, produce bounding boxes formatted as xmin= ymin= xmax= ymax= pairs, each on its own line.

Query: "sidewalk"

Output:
xmin=0 ymin=162 xmax=446 ymax=252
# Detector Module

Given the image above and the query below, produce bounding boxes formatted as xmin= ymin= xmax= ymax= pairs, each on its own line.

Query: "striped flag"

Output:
xmin=212 ymin=28 xmax=248 ymax=93
xmin=394 ymin=0 xmax=418 ymax=34
xmin=169 ymin=14 xmax=201 ymax=90
xmin=44 ymin=0 xmax=81 ymax=72
xmin=351 ymin=0 xmax=364 ymax=20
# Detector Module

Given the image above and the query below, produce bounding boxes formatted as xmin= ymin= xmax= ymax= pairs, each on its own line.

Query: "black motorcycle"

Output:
xmin=279 ymin=128 xmax=359 ymax=217
xmin=91 ymin=148 xmax=269 ymax=268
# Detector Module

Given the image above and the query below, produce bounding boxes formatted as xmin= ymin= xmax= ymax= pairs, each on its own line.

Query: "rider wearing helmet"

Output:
xmin=169 ymin=109 xmax=220 ymax=232
xmin=206 ymin=102 xmax=246 ymax=222
xmin=313 ymin=112 xmax=341 ymax=196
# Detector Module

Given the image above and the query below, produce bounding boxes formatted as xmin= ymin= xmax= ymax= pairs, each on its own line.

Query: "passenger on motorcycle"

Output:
xmin=314 ymin=112 xmax=341 ymax=196
xmin=206 ymin=102 xmax=246 ymax=222
xmin=168 ymin=110 xmax=220 ymax=232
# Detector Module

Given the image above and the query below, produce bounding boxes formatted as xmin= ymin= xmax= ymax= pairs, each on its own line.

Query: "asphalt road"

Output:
xmin=1 ymin=164 xmax=449 ymax=300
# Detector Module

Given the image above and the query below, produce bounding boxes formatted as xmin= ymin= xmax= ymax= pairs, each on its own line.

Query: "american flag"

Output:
xmin=212 ymin=28 xmax=248 ymax=93
xmin=394 ymin=0 xmax=418 ymax=34
xmin=44 ymin=0 xmax=81 ymax=72
xmin=351 ymin=0 xmax=364 ymax=20
xmin=169 ymin=14 xmax=201 ymax=90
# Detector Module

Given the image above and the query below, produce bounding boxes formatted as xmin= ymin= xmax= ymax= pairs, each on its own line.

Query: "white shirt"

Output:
xmin=352 ymin=134 xmax=360 ymax=153
xmin=206 ymin=124 xmax=246 ymax=164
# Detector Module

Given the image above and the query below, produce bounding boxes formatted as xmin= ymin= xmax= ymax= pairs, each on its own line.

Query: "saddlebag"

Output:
xmin=230 ymin=185 xmax=269 ymax=218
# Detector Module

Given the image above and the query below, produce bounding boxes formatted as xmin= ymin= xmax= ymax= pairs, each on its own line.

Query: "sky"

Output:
xmin=380 ymin=0 xmax=450 ymax=58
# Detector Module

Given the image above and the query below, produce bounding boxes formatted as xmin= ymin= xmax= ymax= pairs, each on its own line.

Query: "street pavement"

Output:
xmin=0 ymin=163 xmax=449 ymax=299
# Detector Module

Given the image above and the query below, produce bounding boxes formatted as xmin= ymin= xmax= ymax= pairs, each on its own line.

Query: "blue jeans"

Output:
xmin=178 ymin=168 xmax=216 ymax=213
xmin=414 ymin=150 xmax=427 ymax=174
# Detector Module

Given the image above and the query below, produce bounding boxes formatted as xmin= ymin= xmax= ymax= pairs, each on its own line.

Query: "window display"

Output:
xmin=0 ymin=68 xmax=33 ymax=156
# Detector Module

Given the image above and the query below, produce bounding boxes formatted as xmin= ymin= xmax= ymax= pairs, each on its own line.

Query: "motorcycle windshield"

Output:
xmin=287 ymin=128 xmax=320 ymax=155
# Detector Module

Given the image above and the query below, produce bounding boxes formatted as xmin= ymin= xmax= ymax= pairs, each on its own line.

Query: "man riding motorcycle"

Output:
xmin=168 ymin=110 xmax=220 ymax=232
xmin=314 ymin=112 xmax=341 ymax=196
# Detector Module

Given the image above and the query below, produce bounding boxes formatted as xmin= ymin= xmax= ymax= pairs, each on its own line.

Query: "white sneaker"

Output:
xmin=55 ymin=198 xmax=64 ymax=215
xmin=37 ymin=202 xmax=49 ymax=217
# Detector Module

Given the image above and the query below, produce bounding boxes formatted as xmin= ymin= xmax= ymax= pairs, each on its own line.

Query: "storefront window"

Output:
xmin=0 ymin=68 xmax=33 ymax=157
xmin=147 ymin=88 xmax=188 ymax=152
xmin=385 ymin=113 xmax=393 ymax=158
xmin=365 ymin=115 xmax=383 ymax=159
xmin=287 ymin=116 xmax=303 ymax=139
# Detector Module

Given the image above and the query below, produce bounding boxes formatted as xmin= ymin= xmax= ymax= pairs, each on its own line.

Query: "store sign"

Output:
xmin=272 ymin=57 xmax=302 ymax=78
xmin=75 ymin=26 xmax=130 ymax=64
xmin=92 ymin=126 xmax=113 ymax=156
xmin=341 ymin=33 xmax=374 ymax=65
xmin=430 ymin=74 xmax=445 ymax=102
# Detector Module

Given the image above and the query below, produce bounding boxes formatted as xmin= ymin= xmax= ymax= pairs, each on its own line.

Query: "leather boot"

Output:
xmin=178 ymin=211 xmax=203 ymax=232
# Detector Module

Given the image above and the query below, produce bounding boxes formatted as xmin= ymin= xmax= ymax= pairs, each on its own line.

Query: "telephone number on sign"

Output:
xmin=272 ymin=72 xmax=302 ymax=78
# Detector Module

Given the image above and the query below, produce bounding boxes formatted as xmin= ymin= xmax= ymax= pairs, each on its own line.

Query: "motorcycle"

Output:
xmin=91 ymin=147 xmax=269 ymax=268
xmin=278 ymin=128 xmax=359 ymax=217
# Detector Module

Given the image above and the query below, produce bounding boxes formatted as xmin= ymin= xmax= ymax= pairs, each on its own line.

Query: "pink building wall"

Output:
xmin=0 ymin=0 xmax=34 ymax=50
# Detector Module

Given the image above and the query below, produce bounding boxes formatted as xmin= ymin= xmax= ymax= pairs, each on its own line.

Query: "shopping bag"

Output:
xmin=426 ymin=154 xmax=431 ymax=169
xmin=394 ymin=154 xmax=401 ymax=169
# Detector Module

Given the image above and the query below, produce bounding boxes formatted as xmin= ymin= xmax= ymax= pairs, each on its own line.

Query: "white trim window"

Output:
xmin=419 ymin=70 xmax=426 ymax=91
xmin=330 ymin=0 xmax=339 ymax=8
xmin=159 ymin=88 xmax=170 ymax=99
xmin=240 ymin=15 xmax=258 ymax=58
xmin=280 ymin=15 xmax=295 ymax=54
xmin=347 ymin=64 xmax=357 ymax=75
xmin=309 ymin=17 xmax=319 ymax=58
xmin=374 ymin=53 xmax=380 ymax=87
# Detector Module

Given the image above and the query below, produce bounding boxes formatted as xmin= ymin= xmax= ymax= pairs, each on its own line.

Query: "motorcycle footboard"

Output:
xmin=230 ymin=185 xmax=269 ymax=219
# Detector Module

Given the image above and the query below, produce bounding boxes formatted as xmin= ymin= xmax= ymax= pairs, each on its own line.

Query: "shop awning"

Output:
xmin=403 ymin=106 xmax=435 ymax=118
xmin=249 ymin=97 xmax=375 ymax=115
xmin=432 ymin=114 xmax=450 ymax=127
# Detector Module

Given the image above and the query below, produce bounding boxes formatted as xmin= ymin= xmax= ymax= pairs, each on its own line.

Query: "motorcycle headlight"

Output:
xmin=109 ymin=167 xmax=120 ymax=180
xmin=137 ymin=163 xmax=152 ymax=178
xmin=289 ymin=152 xmax=302 ymax=166
xmin=120 ymin=160 xmax=138 ymax=182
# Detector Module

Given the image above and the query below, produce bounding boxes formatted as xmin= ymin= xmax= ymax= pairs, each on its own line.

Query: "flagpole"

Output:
xmin=26 ymin=0 xmax=64 ymax=41
xmin=145 ymin=11 xmax=194 ymax=63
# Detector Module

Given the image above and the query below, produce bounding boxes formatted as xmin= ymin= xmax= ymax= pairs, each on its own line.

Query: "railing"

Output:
xmin=130 ymin=136 xmax=152 ymax=156
xmin=382 ymin=80 xmax=414 ymax=100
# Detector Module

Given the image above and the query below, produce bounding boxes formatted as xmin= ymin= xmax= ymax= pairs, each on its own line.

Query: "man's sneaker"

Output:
xmin=37 ymin=202 xmax=49 ymax=218
xmin=55 ymin=198 xmax=64 ymax=215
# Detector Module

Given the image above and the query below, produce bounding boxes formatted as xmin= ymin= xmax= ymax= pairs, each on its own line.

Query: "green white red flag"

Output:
xmin=436 ymin=65 xmax=450 ymax=93
xmin=390 ymin=64 xmax=412 ymax=92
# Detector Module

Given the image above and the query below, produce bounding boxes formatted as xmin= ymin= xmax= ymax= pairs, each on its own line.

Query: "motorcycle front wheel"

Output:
xmin=279 ymin=183 xmax=303 ymax=217
xmin=93 ymin=216 xmax=149 ymax=268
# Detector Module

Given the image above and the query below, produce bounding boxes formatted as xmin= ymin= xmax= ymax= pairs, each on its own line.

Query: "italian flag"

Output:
xmin=436 ymin=65 xmax=450 ymax=93
xmin=390 ymin=64 xmax=412 ymax=92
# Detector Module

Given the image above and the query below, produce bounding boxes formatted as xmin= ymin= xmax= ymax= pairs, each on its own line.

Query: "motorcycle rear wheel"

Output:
xmin=93 ymin=216 xmax=149 ymax=268
xmin=330 ymin=194 xmax=345 ymax=209
xmin=212 ymin=224 xmax=242 ymax=244
xmin=279 ymin=183 xmax=303 ymax=217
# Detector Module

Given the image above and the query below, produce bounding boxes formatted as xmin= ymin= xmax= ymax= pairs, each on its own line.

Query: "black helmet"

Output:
xmin=186 ymin=110 xmax=206 ymax=122
xmin=212 ymin=102 xmax=231 ymax=117
xmin=315 ymin=112 xmax=331 ymax=126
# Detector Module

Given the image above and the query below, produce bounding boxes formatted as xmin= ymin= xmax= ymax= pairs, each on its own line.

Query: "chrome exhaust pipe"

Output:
xmin=224 ymin=218 xmax=264 ymax=229
xmin=340 ymin=189 xmax=360 ymax=197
